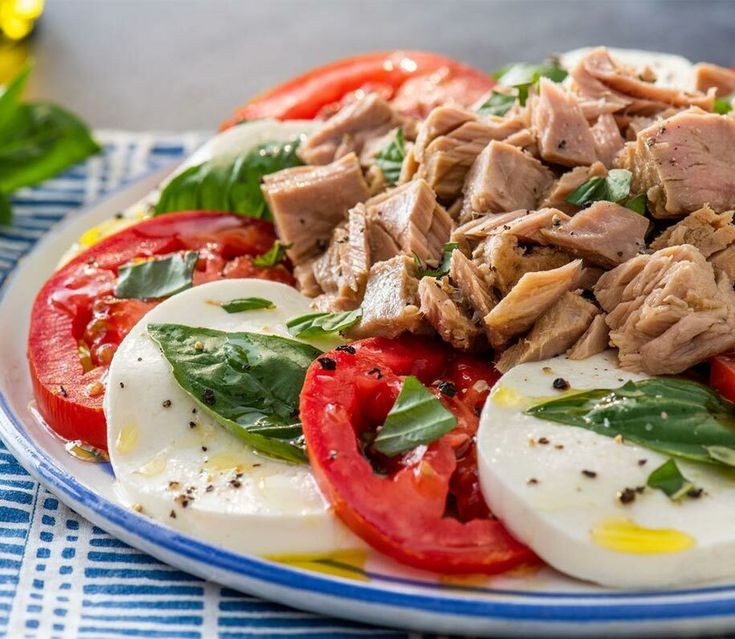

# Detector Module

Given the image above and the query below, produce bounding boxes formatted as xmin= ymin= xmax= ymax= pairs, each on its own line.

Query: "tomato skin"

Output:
xmin=221 ymin=50 xmax=494 ymax=127
xmin=300 ymin=337 xmax=535 ymax=574
xmin=711 ymin=353 xmax=735 ymax=403
xmin=28 ymin=211 xmax=294 ymax=450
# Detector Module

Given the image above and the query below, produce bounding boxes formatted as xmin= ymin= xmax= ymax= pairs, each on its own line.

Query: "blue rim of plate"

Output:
xmin=2 ymin=171 xmax=735 ymax=628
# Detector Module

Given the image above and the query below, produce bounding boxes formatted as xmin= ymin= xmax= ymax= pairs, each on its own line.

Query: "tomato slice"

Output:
xmin=300 ymin=336 xmax=535 ymax=574
xmin=221 ymin=50 xmax=494 ymax=127
xmin=28 ymin=211 xmax=295 ymax=450
xmin=711 ymin=353 xmax=735 ymax=403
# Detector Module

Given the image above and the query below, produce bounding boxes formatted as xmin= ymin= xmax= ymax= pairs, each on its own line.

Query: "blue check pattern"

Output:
xmin=0 ymin=132 xmax=418 ymax=639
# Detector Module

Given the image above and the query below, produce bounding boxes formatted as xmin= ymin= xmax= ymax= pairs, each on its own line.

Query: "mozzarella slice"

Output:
xmin=477 ymin=351 xmax=735 ymax=588
xmin=560 ymin=47 xmax=695 ymax=89
xmin=105 ymin=279 xmax=364 ymax=556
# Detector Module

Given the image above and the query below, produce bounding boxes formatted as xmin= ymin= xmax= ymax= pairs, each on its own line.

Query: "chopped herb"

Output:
xmin=148 ymin=323 xmax=322 ymax=463
xmin=155 ymin=137 xmax=303 ymax=219
xmin=565 ymin=169 xmax=632 ymax=207
xmin=374 ymin=128 xmax=405 ymax=185
xmin=476 ymin=91 xmax=517 ymax=117
xmin=646 ymin=459 xmax=697 ymax=501
xmin=493 ymin=61 xmax=568 ymax=106
xmin=526 ymin=378 xmax=735 ymax=469
xmin=252 ymin=240 xmax=290 ymax=267
xmin=286 ymin=308 xmax=362 ymax=338
xmin=115 ymin=251 xmax=198 ymax=300
xmin=221 ymin=297 xmax=275 ymax=313
xmin=625 ymin=193 xmax=648 ymax=215
xmin=414 ymin=242 xmax=459 ymax=278
xmin=714 ymin=94 xmax=734 ymax=115
xmin=373 ymin=376 xmax=457 ymax=457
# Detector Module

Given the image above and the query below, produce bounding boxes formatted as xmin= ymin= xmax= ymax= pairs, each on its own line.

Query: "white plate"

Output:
xmin=2 ymin=171 xmax=735 ymax=637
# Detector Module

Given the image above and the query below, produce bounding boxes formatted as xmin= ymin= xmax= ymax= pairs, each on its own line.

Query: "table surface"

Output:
xmin=21 ymin=0 xmax=735 ymax=132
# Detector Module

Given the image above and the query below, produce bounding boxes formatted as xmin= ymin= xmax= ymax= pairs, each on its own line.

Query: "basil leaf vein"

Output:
xmin=526 ymin=378 xmax=735 ymax=468
xmin=252 ymin=240 xmax=290 ymax=267
xmin=566 ymin=169 xmax=632 ymax=207
xmin=286 ymin=309 xmax=362 ymax=338
xmin=148 ymin=323 xmax=322 ymax=463
xmin=646 ymin=459 xmax=696 ymax=500
xmin=373 ymin=376 xmax=457 ymax=457
xmin=115 ymin=251 xmax=199 ymax=300
xmin=221 ymin=297 xmax=275 ymax=313
xmin=154 ymin=138 xmax=303 ymax=220
xmin=374 ymin=128 xmax=405 ymax=186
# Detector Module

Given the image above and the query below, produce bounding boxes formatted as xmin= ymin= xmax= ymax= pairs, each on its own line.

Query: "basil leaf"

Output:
xmin=374 ymin=128 xmax=405 ymax=186
xmin=714 ymin=95 xmax=734 ymax=115
xmin=148 ymin=323 xmax=322 ymax=463
xmin=415 ymin=242 xmax=459 ymax=278
xmin=373 ymin=376 xmax=457 ymax=457
xmin=252 ymin=240 xmax=290 ymax=267
xmin=477 ymin=91 xmax=517 ymax=117
xmin=647 ymin=459 xmax=696 ymax=500
xmin=566 ymin=169 xmax=632 ymax=207
xmin=115 ymin=251 xmax=198 ymax=300
xmin=526 ymin=378 xmax=735 ymax=468
xmin=155 ymin=138 xmax=303 ymax=220
xmin=624 ymin=193 xmax=647 ymax=215
xmin=286 ymin=309 xmax=362 ymax=338
xmin=494 ymin=61 xmax=568 ymax=107
xmin=221 ymin=297 xmax=275 ymax=313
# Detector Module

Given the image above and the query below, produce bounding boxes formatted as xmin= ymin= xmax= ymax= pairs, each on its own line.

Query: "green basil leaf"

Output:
xmin=625 ymin=193 xmax=647 ymax=215
xmin=493 ymin=61 xmax=568 ymax=107
xmin=566 ymin=169 xmax=632 ymax=207
xmin=115 ymin=251 xmax=199 ymax=300
xmin=373 ymin=376 xmax=457 ymax=456
xmin=252 ymin=240 xmax=290 ymax=267
xmin=415 ymin=242 xmax=459 ymax=278
xmin=221 ymin=297 xmax=275 ymax=313
xmin=526 ymin=378 xmax=735 ymax=468
xmin=155 ymin=137 xmax=303 ymax=220
xmin=374 ymin=128 xmax=405 ymax=186
xmin=714 ymin=95 xmax=734 ymax=115
xmin=646 ymin=459 xmax=696 ymax=500
xmin=148 ymin=323 xmax=322 ymax=463
xmin=0 ymin=192 xmax=11 ymax=226
xmin=286 ymin=309 xmax=362 ymax=338
xmin=477 ymin=91 xmax=517 ymax=117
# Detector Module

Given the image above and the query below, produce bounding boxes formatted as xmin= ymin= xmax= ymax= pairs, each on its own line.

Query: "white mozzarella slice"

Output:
xmin=105 ymin=279 xmax=364 ymax=556
xmin=477 ymin=351 xmax=735 ymax=588
xmin=561 ymin=47 xmax=695 ymax=89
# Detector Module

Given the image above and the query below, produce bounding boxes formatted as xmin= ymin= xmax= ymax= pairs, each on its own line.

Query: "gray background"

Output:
xmin=23 ymin=0 xmax=735 ymax=131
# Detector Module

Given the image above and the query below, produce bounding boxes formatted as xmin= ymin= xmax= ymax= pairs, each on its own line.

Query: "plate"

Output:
xmin=2 ymin=170 xmax=735 ymax=638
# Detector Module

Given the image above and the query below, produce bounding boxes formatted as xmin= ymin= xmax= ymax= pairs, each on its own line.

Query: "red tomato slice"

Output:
xmin=711 ymin=353 xmax=735 ymax=403
xmin=300 ymin=336 xmax=535 ymax=574
xmin=221 ymin=50 xmax=494 ymax=127
xmin=28 ymin=211 xmax=294 ymax=450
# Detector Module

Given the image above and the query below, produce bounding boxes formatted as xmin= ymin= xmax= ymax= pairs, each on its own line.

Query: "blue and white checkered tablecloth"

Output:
xmin=0 ymin=132 xmax=422 ymax=639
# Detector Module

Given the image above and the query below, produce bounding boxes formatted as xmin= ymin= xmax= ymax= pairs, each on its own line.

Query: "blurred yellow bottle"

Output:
xmin=0 ymin=0 xmax=43 ymax=41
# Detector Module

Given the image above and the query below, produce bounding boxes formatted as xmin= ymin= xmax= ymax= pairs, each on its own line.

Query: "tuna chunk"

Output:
xmin=449 ymin=249 xmax=498 ymax=319
xmin=568 ymin=313 xmax=610 ymax=360
xmin=694 ymin=63 xmax=735 ymax=97
xmin=710 ymin=245 xmax=735 ymax=282
xmin=451 ymin=209 xmax=530 ymax=247
xmin=496 ymin=292 xmax=599 ymax=372
xmin=298 ymin=94 xmax=402 ymax=165
xmin=460 ymin=141 xmax=554 ymax=221
xmin=349 ymin=255 xmax=425 ymax=339
xmin=501 ymin=208 xmax=571 ymax=245
xmin=571 ymin=48 xmax=714 ymax=116
xmin=418 ymin=277 xmax=483 ymax=351
xmin=531 ymin=78 xmax=597 ymax=167
xmin=414 ymin=107 xmax=524 ymax=199
xmin=262 ymin=153 xmax=369 ymax=265
xmin=618 ymin=109 xmax=735 ymax=218
xmin=594 ymin=244 xmax=735 ymax=374
xmin=540 ymin=201 xmax=649 ymax=267
xmin=590 ymin=114 xmax=624 ymax=168
xmin=540 ymin=162 xmax=608 ymax=214
xmin=364 ymin=179 xmax=452 ymax=262
xmin=650 ymin=206 xmax=735 ymax=257
xmin=484 ymin=260 xmax=583 ymax=348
